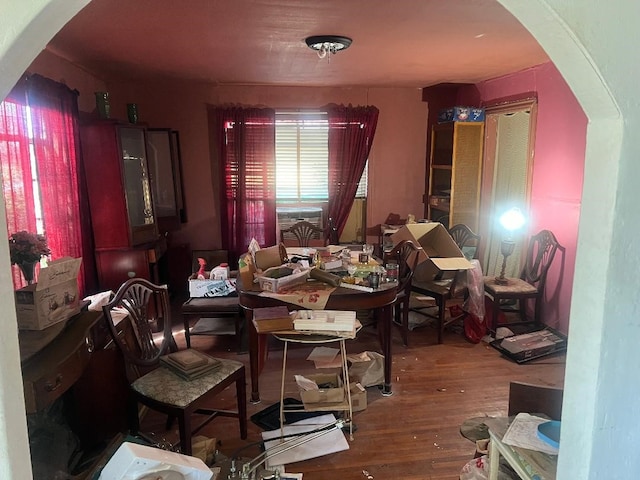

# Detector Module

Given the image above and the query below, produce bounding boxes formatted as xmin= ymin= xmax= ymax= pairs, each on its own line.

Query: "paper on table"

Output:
xmin=261 ymin=414 xmax=349 ymax=468
xmin=502 ymin=413 xmax=559 ymax=455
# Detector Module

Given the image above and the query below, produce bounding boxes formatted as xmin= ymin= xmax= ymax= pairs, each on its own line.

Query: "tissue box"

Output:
xmin=99 ymin=441 xmax=212 ymax=480
xmin=15 ymin=257 xmax=82 ymax=330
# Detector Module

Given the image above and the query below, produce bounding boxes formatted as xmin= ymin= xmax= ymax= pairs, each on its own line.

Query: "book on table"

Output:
xmin=252 ymin=306 xmax=294 ymax=333
xmin=160 ymin=348 xmax=222 ymax=380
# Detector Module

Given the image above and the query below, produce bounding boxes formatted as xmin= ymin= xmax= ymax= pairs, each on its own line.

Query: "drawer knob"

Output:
xmin=45 ymin=374 xmax=63 ymax=392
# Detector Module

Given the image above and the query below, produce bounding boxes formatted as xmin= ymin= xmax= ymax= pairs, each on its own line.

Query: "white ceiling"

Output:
xmin=46 ymin=0 xmax=550 ymax=88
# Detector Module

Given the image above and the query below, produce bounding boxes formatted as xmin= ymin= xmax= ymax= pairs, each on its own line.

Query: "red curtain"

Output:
xmin=327 ymin=104 xmax=379 ymax=236
xmin=0 ymin=75 xmax=95 ymax=293
xmin=209 ymin=106 xmax=276 ymax=263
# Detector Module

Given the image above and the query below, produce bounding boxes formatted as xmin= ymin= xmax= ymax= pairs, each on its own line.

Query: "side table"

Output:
xmin=273 ymin=330 xmax=357 ymax=440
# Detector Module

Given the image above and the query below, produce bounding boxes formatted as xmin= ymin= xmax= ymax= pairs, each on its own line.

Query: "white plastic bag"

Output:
xmin=459 ymin=455 xmax=489 ymax=480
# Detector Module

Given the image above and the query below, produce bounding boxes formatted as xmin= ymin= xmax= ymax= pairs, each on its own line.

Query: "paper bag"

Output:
xmin=347 ymin=351 xmax=385 ymax=387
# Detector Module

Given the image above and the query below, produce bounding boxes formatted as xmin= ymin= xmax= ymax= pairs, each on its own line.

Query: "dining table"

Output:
xmin=237 ymin=276 xmax=398 ymax=403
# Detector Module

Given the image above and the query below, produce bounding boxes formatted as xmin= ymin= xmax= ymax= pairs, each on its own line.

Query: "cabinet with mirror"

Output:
xmin=80 ymin=120 xmax=166 ymax=291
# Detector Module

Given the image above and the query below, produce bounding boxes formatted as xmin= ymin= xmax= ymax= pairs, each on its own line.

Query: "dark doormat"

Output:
xmin=250 ymin=398 xmax=327 ymax=431
xmin=490 ymin=327 xmax=567 ymax=363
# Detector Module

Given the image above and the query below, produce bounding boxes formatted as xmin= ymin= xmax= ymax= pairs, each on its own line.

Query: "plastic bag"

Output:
xmin=459 ymin=455 xmax=489 ymax=480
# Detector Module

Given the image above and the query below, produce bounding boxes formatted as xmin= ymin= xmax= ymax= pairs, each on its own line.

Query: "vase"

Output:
xmin=94 ymin=91 xmax=110 ymax=119
xmin=18 ymin=261 xmax=38 ymax=285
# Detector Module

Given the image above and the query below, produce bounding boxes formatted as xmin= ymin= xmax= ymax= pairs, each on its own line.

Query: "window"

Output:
xmin=0 ymin=75 xmax=87 ymax=292
xmin=275 ymin=111 xmax=367 ymax=203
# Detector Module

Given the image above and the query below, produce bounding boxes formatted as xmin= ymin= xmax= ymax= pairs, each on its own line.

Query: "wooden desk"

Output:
xmin=238 ymin=280 xmax=397 ymax=403
xmin=486 ymin=417 xmax=557 ymax=480
xmin=20 ymin=310 xmax=103 ymax=414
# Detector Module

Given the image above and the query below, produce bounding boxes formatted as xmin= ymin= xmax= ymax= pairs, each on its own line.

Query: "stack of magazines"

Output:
xmin=160 ymin=349 xmax=222 ymax=381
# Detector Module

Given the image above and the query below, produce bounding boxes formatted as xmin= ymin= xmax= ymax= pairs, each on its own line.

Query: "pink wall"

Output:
xmin=459 ymin=62 xmax=587 ymax=334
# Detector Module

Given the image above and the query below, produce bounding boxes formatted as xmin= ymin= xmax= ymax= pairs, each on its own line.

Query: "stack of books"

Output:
xmin=160 ymin=349 xmax=222 ymax=381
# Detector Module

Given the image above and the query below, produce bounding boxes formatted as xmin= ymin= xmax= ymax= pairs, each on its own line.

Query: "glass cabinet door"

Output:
xmin=118 ymin=126 xmax=155 ymax=231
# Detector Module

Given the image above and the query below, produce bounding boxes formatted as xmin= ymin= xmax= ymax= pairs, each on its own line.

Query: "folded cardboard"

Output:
xmin=390 ymin=223 xmax=473 ymax=282
xmin=299 ymin=372 xmax=345 ymax=405
xmin=98 ymin=441 xmax=212 ymax=480
xmin=15 ymin=257 xmax=82 ymax=330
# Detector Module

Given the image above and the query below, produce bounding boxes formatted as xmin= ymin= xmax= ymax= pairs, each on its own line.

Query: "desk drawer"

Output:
xmin=23 ymin=338 xmax=92 ymax=413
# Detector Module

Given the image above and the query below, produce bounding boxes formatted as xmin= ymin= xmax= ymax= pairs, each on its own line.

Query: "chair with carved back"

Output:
xmin=384 ymin=239 xmax=421 ymax=347
xmin=280 ymin=220 xmax=327 ymax=247
xmin=410 ymin=224 xmax=481 ymax=344
xmin=483 ymin=229 xmax=560 ymax=334
xmin=103 ymin=278 xmax=247 ymax=455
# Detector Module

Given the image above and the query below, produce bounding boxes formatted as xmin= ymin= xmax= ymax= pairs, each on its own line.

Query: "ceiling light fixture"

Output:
xmin=305 ymin=35 xmax=352 ymax=60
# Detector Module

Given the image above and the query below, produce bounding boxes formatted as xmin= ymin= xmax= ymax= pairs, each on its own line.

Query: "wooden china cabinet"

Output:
xmin=80 ymin=119 xmax=167 ymax=292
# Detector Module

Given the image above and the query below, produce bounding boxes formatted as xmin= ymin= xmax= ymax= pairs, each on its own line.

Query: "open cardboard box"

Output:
xmin=390 ymin=223 xmax=473 ymax=281
xmin=14 ymin=257 xmax=82 ymax=330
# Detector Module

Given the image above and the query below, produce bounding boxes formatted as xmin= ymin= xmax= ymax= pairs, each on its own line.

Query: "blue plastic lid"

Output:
xmin=537 ymin=420 xmax=561 ymax=449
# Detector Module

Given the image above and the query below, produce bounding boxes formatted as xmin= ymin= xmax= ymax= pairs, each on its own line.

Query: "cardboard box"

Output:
xmin=390 ymin=223 xmax=473 ymax=281
xmin=299 ymin=373 xmax=345 ymax=404
xmin=256 ymin=266 xmax=310 ymax=293
xmin=238 ymin=253 xmax=256 ymax=288
xmin=99 ymin=441 xmax=212 ymax=480
xmin=349 ymin=382 xmax=368 ymax=412
xmin=188 ymin=275 xmax=236 ymax=298
xmin=15 ymin=257 xmax=82 ymax=331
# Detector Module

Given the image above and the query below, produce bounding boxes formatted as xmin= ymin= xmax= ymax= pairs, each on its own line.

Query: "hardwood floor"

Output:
xmin=142 ymin=309 xmax=566 ymax=480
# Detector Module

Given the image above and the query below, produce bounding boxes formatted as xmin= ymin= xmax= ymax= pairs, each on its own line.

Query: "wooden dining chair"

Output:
xmin=280 ymin=220 xmax=326 ymax=247
xmin=385 ymin=239 xmax=421 ymax=346
xmin=483 ymin=229 xmax=559 ymax=333
xmin=103 ymin=278 xmax=247 ymax=455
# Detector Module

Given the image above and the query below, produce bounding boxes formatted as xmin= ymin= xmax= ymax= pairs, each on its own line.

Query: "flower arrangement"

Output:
xmin=8 ymin=230 xmax=51 ymax=265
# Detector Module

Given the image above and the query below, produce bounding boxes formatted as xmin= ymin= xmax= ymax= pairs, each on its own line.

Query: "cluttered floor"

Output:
xmin=133 ymin=297 xmax=566 ymax=480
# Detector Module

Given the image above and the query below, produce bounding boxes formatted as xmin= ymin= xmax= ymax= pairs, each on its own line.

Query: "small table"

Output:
xmin=239 ymin=279 xmax=397 ymax=403
xmin=273 ymin=330 xmax=356 ymax=438
xmin=486 ymin=417 xmax=557 ymax=480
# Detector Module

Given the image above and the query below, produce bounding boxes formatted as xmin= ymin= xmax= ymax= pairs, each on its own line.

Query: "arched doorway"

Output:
xmin=0 ymin=1 xmax=623 ymax=478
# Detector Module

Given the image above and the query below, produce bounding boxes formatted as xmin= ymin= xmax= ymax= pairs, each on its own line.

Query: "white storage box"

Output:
xmin=99 ymin=441 xmax=212 ymax=480
xmin=188 ymin=275 xmax=236 ymax=298
xmin=14 ymin=257 xmax=82 ymax=330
